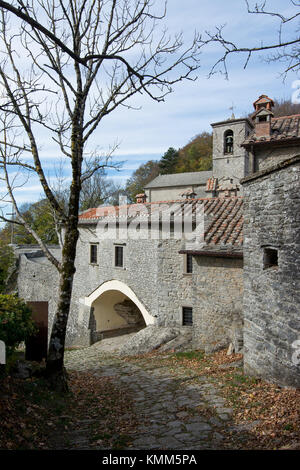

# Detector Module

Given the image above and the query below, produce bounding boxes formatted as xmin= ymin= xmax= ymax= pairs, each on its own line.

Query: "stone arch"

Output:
xmin=84 ymin=280 xmax=155 ymax=341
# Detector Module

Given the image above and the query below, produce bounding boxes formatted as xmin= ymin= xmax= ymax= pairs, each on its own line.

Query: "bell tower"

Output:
xmin=211 ymin=116 xmax=254 ymax=188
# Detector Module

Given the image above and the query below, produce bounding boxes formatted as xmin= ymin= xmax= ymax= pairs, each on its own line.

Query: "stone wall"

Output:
xmin=17 ymin=222 xmax=244 ymax=352
xmin=242 ymin=156 xmax=300 ymax=388
xmin=157 ymin=239 xmax=194 ymax=326
xmin=192 ymin=256 xmax=244 ymax=352
xmin=255 ymin=145 xmax=299 ymax=172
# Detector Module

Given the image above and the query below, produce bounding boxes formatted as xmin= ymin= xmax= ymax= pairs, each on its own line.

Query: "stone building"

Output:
xmin=17 ymin=196 xmax=244 ymax=352
xmin=16 ymin=94 xmax=300 ymax=387
xmin=241 ymin=156 xmax=300 ymax=388
xmin=144 ymin=171 xmax=212 ymax=202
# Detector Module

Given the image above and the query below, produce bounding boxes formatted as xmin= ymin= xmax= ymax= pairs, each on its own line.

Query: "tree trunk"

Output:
xmin=45 ymin=74 xmax=83 ymax=391
xmin=45 ymin=220 xmax=79 ymax=392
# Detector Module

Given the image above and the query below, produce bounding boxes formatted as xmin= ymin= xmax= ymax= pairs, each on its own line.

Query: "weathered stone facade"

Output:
xmin=192 ymin=255 xmax=243 ymax=353
xmin=254 ymin=145 xmax=299 ymax=172
xmin=17 ymin=200 xmax=244 ymax=352
xmin=241 ymin=156 xmax=300 ymax=388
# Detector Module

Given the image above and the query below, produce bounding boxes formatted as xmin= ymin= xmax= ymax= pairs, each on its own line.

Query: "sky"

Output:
xmin=0 ymin=0 xmax=299 ymax=215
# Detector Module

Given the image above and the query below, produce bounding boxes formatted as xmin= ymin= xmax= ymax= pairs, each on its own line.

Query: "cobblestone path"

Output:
xmin=63 ymin=340 xmax=252 ymax=450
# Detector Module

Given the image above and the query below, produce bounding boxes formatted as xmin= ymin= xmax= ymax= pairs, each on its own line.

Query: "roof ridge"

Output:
xmin=79 ymin=196 xmax=243 ymax=218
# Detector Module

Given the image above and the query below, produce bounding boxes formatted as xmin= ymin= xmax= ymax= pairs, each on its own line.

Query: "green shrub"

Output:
xmin=0 ymin=294 xmax=36 ymax=357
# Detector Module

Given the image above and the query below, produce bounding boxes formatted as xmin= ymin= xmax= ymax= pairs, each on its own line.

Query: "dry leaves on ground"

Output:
xmin=0 ymin=369 xmax=137 ymax=450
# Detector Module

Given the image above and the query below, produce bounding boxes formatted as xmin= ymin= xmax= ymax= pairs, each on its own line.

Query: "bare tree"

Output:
xmin=0 ymin=0 xmax=201 ymax=390
xmin=199 ymin=0 xmax=300 ymax=78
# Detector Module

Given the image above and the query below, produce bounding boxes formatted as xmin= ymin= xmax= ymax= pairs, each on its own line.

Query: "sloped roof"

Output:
xmin=202 ymin=197 xmax=243 ymax=251
xmin=79 ymin=197 xmax=243 ymax=254
xmin=243 ymin=114 xmax=300 ymax=146
xmin=144 ymin=171 xmax=212 ymax=188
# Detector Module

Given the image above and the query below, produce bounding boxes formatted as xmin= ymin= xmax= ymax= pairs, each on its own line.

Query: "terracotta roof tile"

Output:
xmin=79 ymin=197 xmax=244 ymax=251
xmin=203 ymin=198 xmax=243 ymax=249
xmin=205 ymin=177 xmax=218 ymax=192
xmin=243 ymin=113 xmax=300 ymax=145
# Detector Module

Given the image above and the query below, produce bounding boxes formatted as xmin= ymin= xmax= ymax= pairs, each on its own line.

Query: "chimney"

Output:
xmin=135 ymin=193 xmax=147 ymax=204
xmin=252 ymin=94 xmax=274 ymax=138
xmin=253 ymin=94 xmax=274 ymax=112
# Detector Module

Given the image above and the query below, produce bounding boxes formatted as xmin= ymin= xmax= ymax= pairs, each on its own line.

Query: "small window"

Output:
xmin=115 ymin=246 xmax=123 ymax=267
xmin=90 ymin=244 xmax=98 ymax=264
xmin=182 ymin=307 xmax=193 ymax=326
xmin=263 ymin=248 xmax=278 ymax=270
xmin=224 ymin=130 xmax=233 ymax=154
xmin=185 ymin=253 xmax=193 ymax=274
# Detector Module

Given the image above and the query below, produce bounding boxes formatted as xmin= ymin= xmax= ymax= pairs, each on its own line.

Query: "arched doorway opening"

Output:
xmin=84 ymin=280 xmax=155 ymax=343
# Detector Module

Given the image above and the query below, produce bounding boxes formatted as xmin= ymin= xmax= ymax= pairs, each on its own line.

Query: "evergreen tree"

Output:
xmin=159 ymin=147 xmax=179 ymax=174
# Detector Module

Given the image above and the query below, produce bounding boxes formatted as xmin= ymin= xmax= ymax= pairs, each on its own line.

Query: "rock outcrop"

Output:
xmin=118 ymin=325 xmax=192 ymax=356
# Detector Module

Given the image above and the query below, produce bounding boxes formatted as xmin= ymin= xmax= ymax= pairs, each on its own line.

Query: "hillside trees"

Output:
xmin=125 ymin=160 xmax=160 ymax=202
xmin=0 ymin=0 xmax=201 ymax=390
xmin=0 ymin=200 xmax=60 ymax=245
xmin=272 ymin=99 xmax=300 ymax=117
xmin=176 ymin=132 xmax=212 ymax=173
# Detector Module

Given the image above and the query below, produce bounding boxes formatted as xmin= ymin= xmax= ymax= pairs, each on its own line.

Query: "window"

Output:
xmin=263 ymin=248 xmax=278 ymax=270
xmin=182 ymin=307 xmax=193 ymax=326
xmin=224 ymin=130 xmax=233 ymax=154
xmin=90 ymin=244 xmax=98 ymax=264
xmin=185 ymin=253 xmax=193 ymax=274
xmin=115 ymin=246 xmax=123 ymax=267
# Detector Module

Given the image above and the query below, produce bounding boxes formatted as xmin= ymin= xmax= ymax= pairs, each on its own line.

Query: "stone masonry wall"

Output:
xmin=242 ymin=158 xmax=300 ymax=388
xmin=66 ymin=226 xmax=161 ymax=345
xmin=192 ymin=256 xmax=244 ymax=352
xmin=157 ymin=239 xmax=194 ymax=327
xmin=17 ymin=222 xmax=244 ymax=351
xmin=17 ymin=250 xmax=63 ymax=345
xmin=255 ymin=145 xmax=299 ymax=172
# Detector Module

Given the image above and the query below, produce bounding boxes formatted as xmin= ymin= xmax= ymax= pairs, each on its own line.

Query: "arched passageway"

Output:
xmin=84 ymin=280 xmax=155 ymax=342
